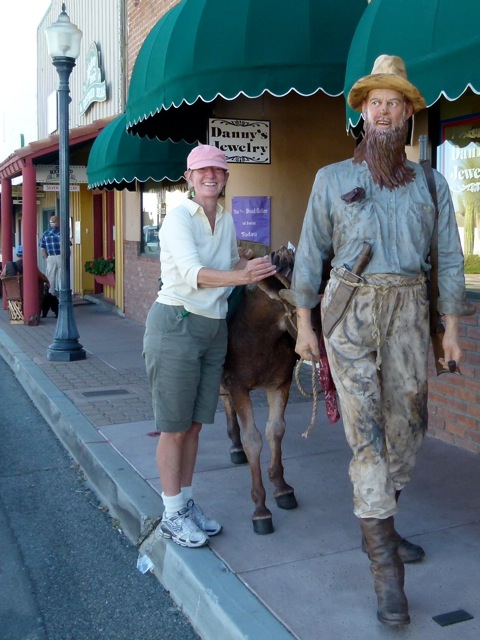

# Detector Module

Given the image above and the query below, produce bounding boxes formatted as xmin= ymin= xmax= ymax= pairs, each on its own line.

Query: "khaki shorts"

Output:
xmin=143 ymin=302 xmax=227 ymax=432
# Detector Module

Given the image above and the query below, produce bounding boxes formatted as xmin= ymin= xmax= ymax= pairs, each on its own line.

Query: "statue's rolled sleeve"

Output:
xmin=290 ymin=171 xmax=333 ymax=308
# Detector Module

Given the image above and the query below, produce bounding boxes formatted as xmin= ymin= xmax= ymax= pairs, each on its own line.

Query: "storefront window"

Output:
xmin=140 ymin=181 xmax=187 ymax=255
xmin=437 ymin=114 xmax=480 ymax=292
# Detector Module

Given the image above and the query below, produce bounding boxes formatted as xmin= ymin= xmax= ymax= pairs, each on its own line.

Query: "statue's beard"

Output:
xmin=353 ymin=118 xmax=415 ymax=189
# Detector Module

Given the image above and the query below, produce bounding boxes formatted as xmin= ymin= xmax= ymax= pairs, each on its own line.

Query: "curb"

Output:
xmin=141 ymin=531 xmax=295 ymax=640
xmin=0 ymin=327 xmax=160 ymax=545
xmin=0 ymin=327 xmax=294 ymax=640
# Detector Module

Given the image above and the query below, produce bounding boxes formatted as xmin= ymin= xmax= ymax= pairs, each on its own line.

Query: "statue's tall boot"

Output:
xmin=361 ymin=490 xmax=425 ymax=563
xmin=360 ymin=516 xmax=410 ymax=626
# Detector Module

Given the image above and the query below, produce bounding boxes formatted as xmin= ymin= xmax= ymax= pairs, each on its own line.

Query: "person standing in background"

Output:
xmin=1 ymin=244 xmax=50 ymax=306
xmin=1 ymin=245 xmax=25 ymax=276
xmin=39 ymin=215 xmax=61 ymax=299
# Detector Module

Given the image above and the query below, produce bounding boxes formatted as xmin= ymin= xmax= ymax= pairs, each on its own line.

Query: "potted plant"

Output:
xmin=84 ymin=257 xmax=116 ymax=286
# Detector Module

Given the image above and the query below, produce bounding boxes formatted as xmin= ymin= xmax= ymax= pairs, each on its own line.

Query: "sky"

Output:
xmin=0 ymin=1 xmax=52 ymax=160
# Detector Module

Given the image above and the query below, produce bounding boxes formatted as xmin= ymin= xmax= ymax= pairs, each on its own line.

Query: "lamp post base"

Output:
xmin=47 ymin=344 xmax=87 ymax=362
xmin=47 ymin=290 xmax=87 ymax=361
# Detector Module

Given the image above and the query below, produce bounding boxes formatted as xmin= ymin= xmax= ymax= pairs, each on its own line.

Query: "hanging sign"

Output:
xmin=36 ymin=165 xmax=88 ymax=184
xmin=79 ymin=42 xmax=107 ymax=115
xmin=43 ymin=184 xmax=80 ymax=192
xmin=208 ymin=118 xmax=270 ymax=164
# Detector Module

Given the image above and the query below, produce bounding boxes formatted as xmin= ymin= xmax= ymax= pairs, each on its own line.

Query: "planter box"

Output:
xmin=94 ymin=273 xmax=116 ymax=286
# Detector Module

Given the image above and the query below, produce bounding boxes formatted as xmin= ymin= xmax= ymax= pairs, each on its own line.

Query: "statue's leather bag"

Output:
xmin=322 ymin=242 xmax=372 ymax=339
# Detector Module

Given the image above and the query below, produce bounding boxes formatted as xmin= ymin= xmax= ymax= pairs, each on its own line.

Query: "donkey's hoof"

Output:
xmin=230 ymin=448 xmax=248 ymax=465
xmin=253 ymin=517 xmax=274 ymax=535
xmin=275 ymin=492 xmax=298 ymax=510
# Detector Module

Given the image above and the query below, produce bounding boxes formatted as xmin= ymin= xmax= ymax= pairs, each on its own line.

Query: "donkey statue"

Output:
xmin=220 ymin=246 xmax=334 ymax=534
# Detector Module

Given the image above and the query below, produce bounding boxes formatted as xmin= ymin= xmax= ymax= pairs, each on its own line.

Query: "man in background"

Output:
xmin=39 ymin=215 xmax=61 ymax=299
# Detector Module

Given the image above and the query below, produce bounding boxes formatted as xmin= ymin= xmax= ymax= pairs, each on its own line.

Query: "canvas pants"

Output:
xmin=45 ymin=254 xmax=61 ymax=297
xmin=322 ymin=272 xmax=430 ymax=519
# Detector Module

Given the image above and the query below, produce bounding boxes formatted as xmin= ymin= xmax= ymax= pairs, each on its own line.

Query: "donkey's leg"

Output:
xmin=266 ymin=385 xmax=298 ymax=510
xmin=232 ymin=388 xmax=274 ymax=534
xmin=220 ymin=385 xmax=247 ymax=465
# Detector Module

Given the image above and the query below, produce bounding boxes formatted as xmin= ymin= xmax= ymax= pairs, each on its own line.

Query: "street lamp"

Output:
xmin=45 ymin=4 xmax=86 ymax=361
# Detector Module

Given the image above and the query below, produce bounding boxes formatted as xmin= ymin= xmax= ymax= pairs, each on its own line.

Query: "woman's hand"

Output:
xmin=239 ymin=256 xmax=277 ymax=284
xmin=198 ymin=256 xmax=276 ymax=288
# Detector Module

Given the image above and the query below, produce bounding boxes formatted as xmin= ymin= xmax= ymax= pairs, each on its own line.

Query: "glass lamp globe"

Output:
xmin=45 ymin=3 xmax=82 ymax=60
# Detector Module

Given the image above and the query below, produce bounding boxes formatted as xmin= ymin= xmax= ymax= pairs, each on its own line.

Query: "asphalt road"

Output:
xmin=0 ymin=357 xmax=199 ymax=640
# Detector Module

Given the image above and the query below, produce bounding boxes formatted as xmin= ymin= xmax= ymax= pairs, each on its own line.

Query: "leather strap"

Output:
xmin=420 ymin=160 xmax=443 ymax=336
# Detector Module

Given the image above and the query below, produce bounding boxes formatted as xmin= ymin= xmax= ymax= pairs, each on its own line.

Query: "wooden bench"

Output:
xmin=1 ymin=275 xmax=24 ymax=323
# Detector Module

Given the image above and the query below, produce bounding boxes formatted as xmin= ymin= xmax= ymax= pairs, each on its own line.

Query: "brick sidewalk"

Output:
xmin=0 ymin=299 xmax=314 ymax=427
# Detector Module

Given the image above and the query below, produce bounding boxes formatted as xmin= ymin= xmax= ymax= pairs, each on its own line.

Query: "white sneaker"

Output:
xmin=187 ymin=499 xmax=223 ymax=536
xmin=159 ymin=507 xmax=209 ymax=548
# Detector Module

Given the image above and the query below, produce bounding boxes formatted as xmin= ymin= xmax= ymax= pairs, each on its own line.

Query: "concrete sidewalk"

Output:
xmin=1 ymin=300 xmax=479 ymax=640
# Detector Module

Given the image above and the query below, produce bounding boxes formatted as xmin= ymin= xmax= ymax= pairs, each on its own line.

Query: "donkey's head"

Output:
xmin=270 ymin=246 xmax=295 ymax=286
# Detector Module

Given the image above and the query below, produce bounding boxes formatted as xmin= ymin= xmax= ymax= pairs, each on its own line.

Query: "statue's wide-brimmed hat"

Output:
xmin=347 ymin=54 xmax=426 ymax=113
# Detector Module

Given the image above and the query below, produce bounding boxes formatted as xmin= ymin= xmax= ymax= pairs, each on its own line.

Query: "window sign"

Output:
xmin=437 ymin=114 xmax=480 ymax=290
xmin=232 ymin=196 xmax=271 ymax=246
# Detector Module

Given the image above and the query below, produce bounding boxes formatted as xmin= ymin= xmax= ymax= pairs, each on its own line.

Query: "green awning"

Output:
xmin=344 ymin=0 xmax=480 ymax=130
xmin=87 ymin=114 xmax=196 ymax=189
xmin=126 ymin=0 xmax=367 ymax=141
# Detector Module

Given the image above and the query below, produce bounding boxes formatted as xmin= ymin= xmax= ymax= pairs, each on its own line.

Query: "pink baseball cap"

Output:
xmin=187 ymin=144 xmax=228 ymax=171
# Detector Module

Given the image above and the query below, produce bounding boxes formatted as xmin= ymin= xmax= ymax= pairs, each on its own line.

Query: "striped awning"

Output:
xmin=344 ymin=0 xmax=480 ymax=130
xmin=87 ymin=114 xmax=196 ymax=189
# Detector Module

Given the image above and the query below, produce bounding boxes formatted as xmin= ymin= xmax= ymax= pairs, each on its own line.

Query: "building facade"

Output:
xmin=0 ymin=0 xmax=478 ymax=453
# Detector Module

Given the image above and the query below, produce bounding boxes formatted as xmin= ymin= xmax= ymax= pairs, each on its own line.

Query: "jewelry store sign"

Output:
xmin=437 ymin=115 xmax=480 ymax=263
xmin=208 ymin=118 xmax=270 ymax=164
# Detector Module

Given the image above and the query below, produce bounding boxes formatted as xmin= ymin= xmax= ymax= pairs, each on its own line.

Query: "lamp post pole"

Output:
xmin=46 ymin=4 xmax=86 ymax=361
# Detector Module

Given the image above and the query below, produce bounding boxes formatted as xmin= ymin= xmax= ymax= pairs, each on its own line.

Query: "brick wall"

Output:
xmin=122 ymin=0 xmax=181 ymax=326
xmin=123 ymin=240 xmax=160 ymax=324
xmin=127 ymin=0 xmax=180 ymax=85
xmin=428 ymin=300 xmax=480 ymax=453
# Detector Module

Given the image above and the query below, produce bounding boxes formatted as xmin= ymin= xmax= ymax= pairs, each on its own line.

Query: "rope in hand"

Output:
xmin=294 ymin=355 xmax=322 ymax=438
